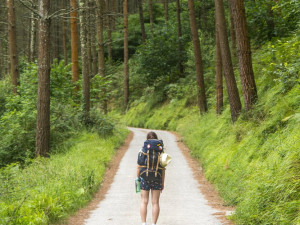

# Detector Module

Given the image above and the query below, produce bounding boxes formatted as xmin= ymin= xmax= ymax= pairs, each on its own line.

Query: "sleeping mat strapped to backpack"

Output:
xmin=137 ymin=139 xmax=164 ymax=181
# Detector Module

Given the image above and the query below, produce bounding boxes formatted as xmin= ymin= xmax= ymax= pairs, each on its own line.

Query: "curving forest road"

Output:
xmin=67 ymin=127 xmax=234 ymax=225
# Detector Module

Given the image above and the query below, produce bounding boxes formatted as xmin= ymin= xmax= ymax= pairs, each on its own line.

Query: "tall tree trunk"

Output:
xmin=62 ymin=14 xmax=68 ymax=65
xmin=228 ymin=0 xmax=237 ymax=58
xmin=36 ymin=0 xmax=51 ymax=157
xmin=148 ymin=0 xmax=153 ymax=31
xmin=0 ymin=42 xmax=3 ymax=79
xmin=187 ymin=0 xmax=207 ymax=114
xmin=112 ymin=0 xmax=117 ymax=29
xmin=70 ymin=0 xmax=80 ymax=88
xmin=266 ymin=2 xmax=275 ymax=40
xmin=89 ymin=0 xmax=98 ymax=75
xmin=106 ymin=0 xmax=113 ymax=61
xmin=7 ymin=0 xmax=19 ymax=93
xmin=79 ymin=0 xmax=90 ymax=120
xmin=123 ymin=0 xmax=129 ymax=111
xmin=176 ymin=0 xmax=183 ymax=76
xmin=231 ymin=0 xmax=258 ymax=111
xmin=216 ymin=27 xmax=223 ymax=115
xmin=96 ymin=0 xmax=107 ymax=113
xmin=55 ymin=19 xmax=61 ymax=60
xmin=29 ymin=10 xmax=36 ymax=62
xmin=138 ymin=0 xmax=146 ymax=44
xmin=164 ymin=0 xmax=168 ymax=26
xmin=215 ymin=0 xmax=241 ymax=122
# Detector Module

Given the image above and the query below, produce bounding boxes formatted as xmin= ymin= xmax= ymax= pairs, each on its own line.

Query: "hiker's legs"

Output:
xmin=151 ymin=190 xmax=161 ymax=224
xmin=140 ymin=190 xmax=150 ymax=223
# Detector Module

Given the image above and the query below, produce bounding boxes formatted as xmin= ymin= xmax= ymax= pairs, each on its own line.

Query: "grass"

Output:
xmin=123 ymin=33 xmax=300 ymax=224
xmin=0 ymin=128 xmax=129 ymax=225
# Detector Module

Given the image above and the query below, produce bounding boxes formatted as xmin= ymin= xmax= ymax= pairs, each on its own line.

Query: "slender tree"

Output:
xmin=123 ymin=0 xmax=129 ymax=111
xmin=61 ymin=1 xmax=68 ymax=66
xmin=176 ymin=0 xmax=183 ymax=76
xmin=164 ymin=0 xmax=168 ymax=25
xmin=89 ymin=0 xmax=98 ymax=75
xmin=79 ymin=0 xmax=90 ymax=119
xmin=228 ymin=0 xmax=237 ymax=58
xmin=29 ymin=7 xmax=36 ymax=62
xmin=36 ymin=0 xmax=51 ymax=157
xmin=96 ymin=0 xmax=107 ymax=113
xmin=230 ymin=0 xmax=258 ymax=111
xmin=70 ymin=0 xmax=80 ymax=87
xmin=148 ymin=0 xmax=153 ymax=31
xmin=215 ymin=0 xmax=241 ymax=122
xmin=105 ymin=0 xmax=113 ymax=61
xmin=7 ymin=0 xmax=19 ymax=93
xmin=187 ymin=0 xmax=207 ymax=114
xmin=138 ymin=0 xmax=146 ymax=44
xmin=216 ymin=27 xmax=223 ymax=115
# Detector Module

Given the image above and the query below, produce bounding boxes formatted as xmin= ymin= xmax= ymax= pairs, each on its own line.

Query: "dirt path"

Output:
xmin=63 ymin=128 xmax=234 ymax=225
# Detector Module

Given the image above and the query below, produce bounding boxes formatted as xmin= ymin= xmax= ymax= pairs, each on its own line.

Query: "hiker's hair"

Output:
xmin=147 ymin=131 xmax=158 ymax=140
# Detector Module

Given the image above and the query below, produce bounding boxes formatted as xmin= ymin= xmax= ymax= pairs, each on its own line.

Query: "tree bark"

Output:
xmin=148 ymin=0 xmax=153 ymax=31
xmin=70 ymin=0 xmax=80 ymax=88
xmin=89 ymin=0 xmax=98 ymax=75
xmin=266 ymin=2 xmax=275 ymax=40
xmin=106 ymin=0 xmax=113 ymax=61
xmin=215 ymin=0 xmax=241 ymax=122
xmin=176 ymin=0 xmax=183 ymax=76
xmin=187 ymin=0 xmax=207 ymax=115
xmin=7 ymin=0 xmax=19 ymax=93
xmin=138 ymin=0 xmax=146 ymax=44
xmin=29 ymin=10 xmax=36 ymax=62
xmin=216 ymin=27 xmax=223 ymax=115
xmin=96 ymin=0 xmax=107 ymax=113
xmin=231 ymin=0 xmax=258 ymax=111
xmin=62 ymin=12 xmax=68 ymax=65
xmin=36 ymin=0 xmax=51 ymax=157
xmin=164 ymin=0 xmax=168 ymax=25
xmin=228 ymin=0 xmax=237 ymax=58
xmin=79 ymin=0 xmax=90 ymax=119
xmin=123 ymin=0 xmax=129 ymax=111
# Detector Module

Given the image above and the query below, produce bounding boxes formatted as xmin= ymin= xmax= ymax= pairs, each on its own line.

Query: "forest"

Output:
xmin=0 ymin=0 xmax=299 ymax=224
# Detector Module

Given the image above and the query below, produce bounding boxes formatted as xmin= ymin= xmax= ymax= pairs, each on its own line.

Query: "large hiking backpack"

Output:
xmin=137 ymin=139 xmax=164 ymax=181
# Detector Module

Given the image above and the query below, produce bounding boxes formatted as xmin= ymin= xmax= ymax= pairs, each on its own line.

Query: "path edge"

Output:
xmin=172 ymin=131 xmax=235 ymax=225
xmin=59 ymin=131 xmax=134 ymax=225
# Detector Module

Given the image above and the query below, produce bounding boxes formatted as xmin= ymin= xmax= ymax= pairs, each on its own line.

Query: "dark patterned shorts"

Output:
xmin=140 ymin=178 xmax=162 ymax=191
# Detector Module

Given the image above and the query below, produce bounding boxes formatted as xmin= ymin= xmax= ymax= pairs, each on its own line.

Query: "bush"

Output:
xmin=0 ymin=129 xmax=129 ymax=225
xmin=0 ymin=61 xmax=80 ymax=167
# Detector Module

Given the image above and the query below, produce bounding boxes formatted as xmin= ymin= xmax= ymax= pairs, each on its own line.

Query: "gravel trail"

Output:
xmin=84 ymin=127 xmax=231 ymax=225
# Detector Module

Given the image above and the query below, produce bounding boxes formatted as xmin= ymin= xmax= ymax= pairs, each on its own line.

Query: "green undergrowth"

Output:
xmin=124 ymin=34 xmax=300 ymax=224
xmin=0 ymin=128 xmax=129 ymax=225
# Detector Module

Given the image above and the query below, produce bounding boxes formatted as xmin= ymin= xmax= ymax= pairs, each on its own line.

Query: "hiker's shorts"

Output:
xmin=140 ymin=178 xmax=162 ymax=191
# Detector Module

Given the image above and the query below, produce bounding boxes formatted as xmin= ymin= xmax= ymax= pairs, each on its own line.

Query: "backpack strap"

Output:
xmin=155 ymin=152 xmax=161 ymax=177
xmin=146 ymin=150 xmax=149 ymax=177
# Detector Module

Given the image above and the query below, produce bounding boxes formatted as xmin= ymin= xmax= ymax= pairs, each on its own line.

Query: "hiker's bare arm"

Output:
xmin=162 ymin=169 xmax=165 ymax=190
xmin=137 ymin=165 xmax=140 ymax=178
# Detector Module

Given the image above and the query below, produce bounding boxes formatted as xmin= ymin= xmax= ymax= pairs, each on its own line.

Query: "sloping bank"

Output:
xmin=0 ymin=128 xmax=129 ymax=225
xmin=123 ymin=33 xmax=300 ymax=224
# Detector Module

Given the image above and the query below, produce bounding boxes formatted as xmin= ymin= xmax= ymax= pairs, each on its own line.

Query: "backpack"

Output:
xmin=137 ymin=139 xmax=164 ymax=181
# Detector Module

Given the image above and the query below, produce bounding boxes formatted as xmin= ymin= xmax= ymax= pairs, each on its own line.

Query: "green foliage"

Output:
xmin=245 ymin=0 xmax=300 ymax=43
xmin=134 ymin=23 xmax=189 ymax=85
xmin=123 ymin=32 xmax=300 ymax=224
xmin=0 ymin=60 xmax=83 ymax=167
xmin=86 ymin=109 xmax=116 ymax=137
xmin=0 ymin=129 xmax=129 ymax=224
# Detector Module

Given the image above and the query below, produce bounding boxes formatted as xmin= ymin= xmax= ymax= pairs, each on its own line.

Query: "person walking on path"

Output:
xmin=137 ymin=131 xmax=165 ymax=225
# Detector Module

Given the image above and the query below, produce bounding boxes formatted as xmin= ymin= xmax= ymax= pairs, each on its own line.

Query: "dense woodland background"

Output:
xmin=0 ymin=0 xmax=299 ymax=224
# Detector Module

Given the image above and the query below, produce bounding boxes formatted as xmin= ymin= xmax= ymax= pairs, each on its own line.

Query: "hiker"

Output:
xmin=137 ymin=131 xmax=165 ymax=225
